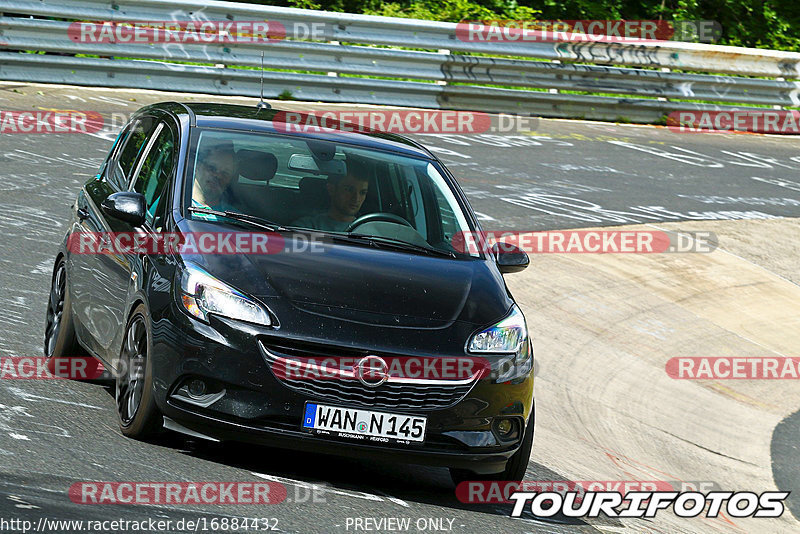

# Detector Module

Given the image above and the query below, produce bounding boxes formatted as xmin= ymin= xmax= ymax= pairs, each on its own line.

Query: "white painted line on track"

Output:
xmin=251 ymin=471 xmax=408 ymax=506
xmin=6 ymin=386 xmax=103 ymax=410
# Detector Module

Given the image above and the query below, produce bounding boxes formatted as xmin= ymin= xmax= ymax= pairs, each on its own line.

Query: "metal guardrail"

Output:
xmin=1 ymin=0 xmax=799 ymax=122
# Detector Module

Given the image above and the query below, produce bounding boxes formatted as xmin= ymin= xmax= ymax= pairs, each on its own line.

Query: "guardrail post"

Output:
xmin=658 ymin=67 xmax=671 ymax=101
xmin=549 ymin=60 xmax=561 ymax=93
xmin=327 ymin=40 xmax=340 ymax=77
xmin=773 ymin=78 xmax=785 ymax=109
xmin=436 ymin=49 xmax=449 ymax=86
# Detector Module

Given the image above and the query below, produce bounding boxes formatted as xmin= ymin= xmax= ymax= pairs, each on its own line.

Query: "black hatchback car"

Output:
xmin=44 ymin=102 xmax=535 ymax=483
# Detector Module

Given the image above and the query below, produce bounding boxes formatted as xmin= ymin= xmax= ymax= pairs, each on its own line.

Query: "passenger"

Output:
xmin=293 ymin=172 xmax=369 ymax=232
xmin=191 ymin=143 xmax=237 ymax=212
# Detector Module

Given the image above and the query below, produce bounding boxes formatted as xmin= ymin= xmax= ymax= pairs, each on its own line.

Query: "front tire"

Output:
xmin=116 ymin=304 xmax=162 ymax=439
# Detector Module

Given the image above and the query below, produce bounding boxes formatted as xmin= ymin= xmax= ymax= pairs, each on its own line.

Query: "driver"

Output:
xmin=293 ymin=172 xmax=369 ymax=232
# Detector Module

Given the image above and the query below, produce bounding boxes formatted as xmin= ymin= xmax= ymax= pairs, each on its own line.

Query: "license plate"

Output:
xmin=302 ymin=403 xmax=426 ymax=444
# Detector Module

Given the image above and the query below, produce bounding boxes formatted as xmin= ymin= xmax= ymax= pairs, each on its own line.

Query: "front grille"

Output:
xmin=258 ymin=337 xmax=478 ymax=411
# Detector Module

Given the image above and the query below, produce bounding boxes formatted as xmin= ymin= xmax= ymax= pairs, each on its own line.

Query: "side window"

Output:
xmin=433 ymin=186 xmax=458 ymax=242
xmin=401 ymin=166 xmax=427 ymax=235
xmin=385 ymin=163 xmax=411 ymax=219
xmin=131 ymin=123 xmax=176 ymax=228
xmin=101 ymin=122 xmax=135 ymax=188
xmin=111 ymin=116 xmax=158 ymax=189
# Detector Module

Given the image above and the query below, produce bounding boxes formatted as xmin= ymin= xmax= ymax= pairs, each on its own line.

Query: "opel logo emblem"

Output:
xmin=354 ymin=355 xmax=389 ymax=387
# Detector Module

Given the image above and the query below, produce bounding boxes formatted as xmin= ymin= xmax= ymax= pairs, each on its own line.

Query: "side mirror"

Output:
xmin=493 ymin=242 xmax=530 ymax=274
xmin=101 ymin=192 xmax=146 ymax=227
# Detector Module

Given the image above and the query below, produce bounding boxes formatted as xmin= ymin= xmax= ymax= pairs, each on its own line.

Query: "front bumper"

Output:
xmin=151 ymin=300 xmax=535 ymax=474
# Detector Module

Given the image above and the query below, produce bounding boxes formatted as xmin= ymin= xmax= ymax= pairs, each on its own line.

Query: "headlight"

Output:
xmin=467 ymin=305 xmax=532 ymax=381
xmin=178 ymin=262 xmax=271 ymax=325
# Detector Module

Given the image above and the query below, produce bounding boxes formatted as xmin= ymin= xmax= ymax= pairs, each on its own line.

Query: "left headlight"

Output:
xmin=178 ymin=262 xmax=271 ymax=326
xmin=467 ymin=305 xmax=532 ymax=381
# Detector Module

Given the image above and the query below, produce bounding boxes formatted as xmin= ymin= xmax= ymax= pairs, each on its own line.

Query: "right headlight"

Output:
xmin=467 ymin=305 xmax=532 ymax=382
xmin=178 ymin=262 xmax=272 ymax=326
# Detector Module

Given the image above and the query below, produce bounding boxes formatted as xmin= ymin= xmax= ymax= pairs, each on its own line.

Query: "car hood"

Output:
xmin=178 ymin=225 xmax=512 ymax=329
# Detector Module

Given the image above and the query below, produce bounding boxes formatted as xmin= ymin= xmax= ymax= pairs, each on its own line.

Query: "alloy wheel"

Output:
xmin=116 ymin=316 xmax=147 ymax=426
xmin=44 ymin=262 xmax=66 ymax=357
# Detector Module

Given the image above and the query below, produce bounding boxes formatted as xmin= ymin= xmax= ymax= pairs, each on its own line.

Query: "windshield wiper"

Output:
xmin=338 ymin=233 xmax=457 ymax=258
xmin=188 ymin=207 xmax=288 ymax=232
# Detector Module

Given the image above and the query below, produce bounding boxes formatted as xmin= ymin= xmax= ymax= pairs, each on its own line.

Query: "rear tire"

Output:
xmin=44 ymin=258 xmax=112 ymax=382
xmin=44 ymin=258 xmax=84 ymax=367
xmin=450 ymin=410 xmax=535 ymax=485
xmin=116 ymin=304 xmax=162 ymax=439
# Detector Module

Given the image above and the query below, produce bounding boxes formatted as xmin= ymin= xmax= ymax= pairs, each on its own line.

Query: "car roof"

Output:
xmin=146 ymin=102 xmax=436 ymax=160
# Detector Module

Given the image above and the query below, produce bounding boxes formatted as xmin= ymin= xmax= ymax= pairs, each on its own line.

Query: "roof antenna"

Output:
xmin=256 ymin=51 xmax=271 ymax=111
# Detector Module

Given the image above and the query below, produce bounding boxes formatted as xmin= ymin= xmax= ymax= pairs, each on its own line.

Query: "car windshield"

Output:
xmin=184 ymin=128 xmax=479 ymax=257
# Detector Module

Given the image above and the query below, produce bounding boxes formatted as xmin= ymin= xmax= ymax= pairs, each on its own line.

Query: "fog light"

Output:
xmin=187 ymin=379 xmax=207 ymax=398
xmin=497 ymin=419 xmax=513 ymax=436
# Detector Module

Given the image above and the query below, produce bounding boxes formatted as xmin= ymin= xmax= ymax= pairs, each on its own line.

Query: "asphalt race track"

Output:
xmin=0 ymin=82 xmax=799 ymax=533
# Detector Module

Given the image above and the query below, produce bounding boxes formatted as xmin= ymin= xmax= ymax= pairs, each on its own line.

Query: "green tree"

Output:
xmin=267 ymin=0 xmax=800 ymax=50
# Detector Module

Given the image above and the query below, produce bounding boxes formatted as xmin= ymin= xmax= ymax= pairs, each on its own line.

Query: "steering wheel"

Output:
xmin=346 ymin=212 xmax=413 ymax=232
